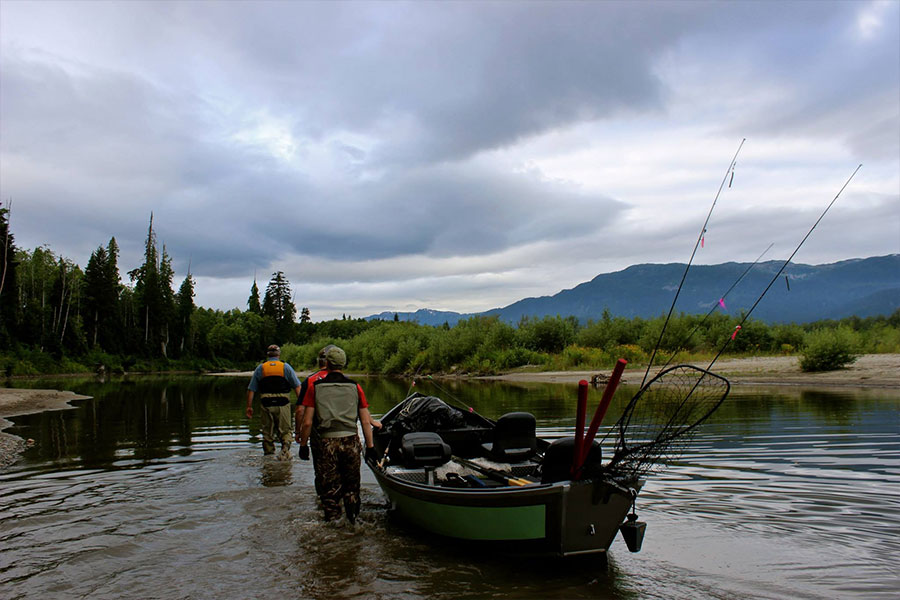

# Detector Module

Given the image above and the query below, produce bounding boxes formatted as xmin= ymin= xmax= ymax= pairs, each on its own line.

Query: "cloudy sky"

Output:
xmin=2 ymin=1 xmax=898 ymax=321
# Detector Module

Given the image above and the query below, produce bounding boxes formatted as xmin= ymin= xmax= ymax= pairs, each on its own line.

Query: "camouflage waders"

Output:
xmin=261 ymin=404 xmax=293 ymax=456
xmin=310 ymin=429 xmax=324 ymax=496
xmin=317 ymin=435 xmax=361 ymax=522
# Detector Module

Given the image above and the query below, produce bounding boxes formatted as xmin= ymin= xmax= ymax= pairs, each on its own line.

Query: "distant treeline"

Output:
xmin=2 ymin=205 xmax=898 ymax=376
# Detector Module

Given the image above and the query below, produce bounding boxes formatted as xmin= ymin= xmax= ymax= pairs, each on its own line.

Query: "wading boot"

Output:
xmin=344 ymin=498 xmax=361 ymax=525
xmin=278 ymin=442 xmax=292 ymax=461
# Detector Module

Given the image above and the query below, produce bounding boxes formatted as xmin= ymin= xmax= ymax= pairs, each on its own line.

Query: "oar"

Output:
xmin=452 ymin=457 xmax=533 ymax=486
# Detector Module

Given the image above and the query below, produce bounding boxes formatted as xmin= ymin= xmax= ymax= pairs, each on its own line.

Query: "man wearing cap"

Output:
xmin=246 ymin=344 xmax=302 ymax=460
xmin=294 ymin=344 xmax=335 ymax=494
xmin=298 ymin=345 xmax=378 ymax=523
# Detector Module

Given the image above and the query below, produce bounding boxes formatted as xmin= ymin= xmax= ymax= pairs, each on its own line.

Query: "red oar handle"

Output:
xmin=577 ymin=358 xmax=628 ymax=473
xmin=571 ymin=380 xmax=588 ymax=477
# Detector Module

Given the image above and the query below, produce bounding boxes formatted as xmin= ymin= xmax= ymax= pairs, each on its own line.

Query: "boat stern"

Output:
xmin=557 ymin=479 xmax=639 ymax=556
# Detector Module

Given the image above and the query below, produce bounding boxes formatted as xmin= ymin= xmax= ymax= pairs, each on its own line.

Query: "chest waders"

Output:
xmin=313 ymin=380 xmax=362 ymax=523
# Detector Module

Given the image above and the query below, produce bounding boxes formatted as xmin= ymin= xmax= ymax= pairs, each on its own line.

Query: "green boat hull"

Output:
xmin=371 ymin=466 xmax=637 ymax=556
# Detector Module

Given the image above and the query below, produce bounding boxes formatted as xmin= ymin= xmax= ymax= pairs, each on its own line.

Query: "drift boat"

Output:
xmin=365 ymin=362 xmax=730 ymax=557
xmin=365 ymin=394 xmax=640 ymax=555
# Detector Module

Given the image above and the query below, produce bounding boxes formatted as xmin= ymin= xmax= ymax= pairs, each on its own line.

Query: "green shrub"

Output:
xmin=799 ymin=327 xmax=861 ymax=372
xmin=516 ymin=316 xmax=577 ymax=353
xmin=490 ymin=347 xmax=548 ymax=370
xmin=280 ymin=342 xmax=312 ymax=370
xmin=58 ymin=357 xmax=90 ymax=374
xmin=612 ymin=344 xmax=650 ymax=365
xmin=11 ymin=360 xmax=39 ymax=376
xmin=859 ymin=324 xmax=900 ymax=353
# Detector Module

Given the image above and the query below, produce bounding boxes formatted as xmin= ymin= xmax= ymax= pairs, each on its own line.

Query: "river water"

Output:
xmin=1 ymin=375 xmax=898 ymax=600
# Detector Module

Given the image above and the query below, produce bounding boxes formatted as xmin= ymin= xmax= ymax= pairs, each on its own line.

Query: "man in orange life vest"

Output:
xmin=297 ymin=345 xmax=378 ymax=523
xmin=246 ymin=344 xmax=302 ymax=460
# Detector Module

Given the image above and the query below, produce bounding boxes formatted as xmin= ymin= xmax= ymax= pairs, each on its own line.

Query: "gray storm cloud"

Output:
xmin=1 ymin=1 xmax=897 ymax=319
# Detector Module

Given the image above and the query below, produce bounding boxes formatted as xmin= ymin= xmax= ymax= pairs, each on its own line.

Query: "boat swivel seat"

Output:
xmin=399 ymin=432 xmax=452 ymax=469
xmin=481 ymin=412 xmax=537 ymax=462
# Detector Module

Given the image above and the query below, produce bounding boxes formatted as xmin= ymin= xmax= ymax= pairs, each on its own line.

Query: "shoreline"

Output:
xmin=481 ymin=353 xmax=900 ymax=389
xmin=0 ymin=389 xmax=91 ymax=469
xmin=2 ymin=353 xmax=897 ymax=467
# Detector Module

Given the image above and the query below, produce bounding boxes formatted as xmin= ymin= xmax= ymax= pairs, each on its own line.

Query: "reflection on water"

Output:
xmin=1 ymin=376 xmax=898 ymax=599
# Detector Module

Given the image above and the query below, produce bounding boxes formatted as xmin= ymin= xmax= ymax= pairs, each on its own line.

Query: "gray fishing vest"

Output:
xmin=314 ymin=382 xmax=359 ymax=438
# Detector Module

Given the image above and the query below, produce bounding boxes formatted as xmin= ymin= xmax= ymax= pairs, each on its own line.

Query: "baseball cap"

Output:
xmin=324 ymin=346 xmax=347 ymax=368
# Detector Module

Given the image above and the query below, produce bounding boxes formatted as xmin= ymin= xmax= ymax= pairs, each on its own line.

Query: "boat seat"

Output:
xmin=481 ymin=412 xmax=537 ymax=463
xmin=435 ymin=427 xmax=492 ymax=458
xmin=540 ymin=436 xmax=602 ymax=483
xmin=399 ymin=432 xmax=452 ymax=469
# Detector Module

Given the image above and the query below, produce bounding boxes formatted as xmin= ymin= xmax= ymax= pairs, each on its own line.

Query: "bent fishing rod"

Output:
xmin=641 ymin=138 xmax=746 ymax=388
xmin=703 ymin=164 xmax=863 ymax=373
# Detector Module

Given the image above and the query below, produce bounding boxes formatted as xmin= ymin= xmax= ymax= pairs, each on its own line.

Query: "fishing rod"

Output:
xmin=406 ymin=363 xmax=426 ymax=398
xmin=703 ymin=164 xmax=862 ymax=372
xmin=620 ymin=165 xmax=862 ymax=454
xmin=600 ymin=165 xmax=861 ymax=480
xmin=656 ymin=242 xmax=774 ymax=372
xmin=416 ymin=374 xmax=474 ymax=413
xmin=641 ymin=139 xmax=746 ymax=388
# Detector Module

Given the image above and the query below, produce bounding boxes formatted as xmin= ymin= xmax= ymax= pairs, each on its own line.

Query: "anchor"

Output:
xmin=618 ymin=489 xmax=646 ymax=553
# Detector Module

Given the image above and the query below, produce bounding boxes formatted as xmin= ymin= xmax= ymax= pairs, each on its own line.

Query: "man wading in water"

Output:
xmin=295 ymin=344 xmax=335 ymax=494
xmin=297 ymin=346 xmax=379 ymax=523
xmin=246 ymin=344 xmax=303 ymax=460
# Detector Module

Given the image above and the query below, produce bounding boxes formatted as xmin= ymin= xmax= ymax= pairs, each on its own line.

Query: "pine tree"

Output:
xmin=174 ymin=271 xmax=195 ymax=356
xmin=262 ymin=271 xmax=296 ymax=342
xmin=300 ymin=307 xmax=311 ymax=323
xmin=81 ymin=237 xmax=122 ymax=351
xmin=158 ymin=245 xmax=176 ymax=357
xmin=104 ymin=238 xmax=123 ymax=351
xmin=129 ymin=214 xmax=176 ymax=357
xmin=247 ymin=279 xmax=261 ymax=314
xmin=83 ymin=245 xmax=110 ymax=348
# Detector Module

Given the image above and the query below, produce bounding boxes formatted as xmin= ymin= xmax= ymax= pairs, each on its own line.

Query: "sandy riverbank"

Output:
xmin=0 ymin=389 xmax=90 ymax=469
xmin=482 ymin=353 xmax=900 ymax=388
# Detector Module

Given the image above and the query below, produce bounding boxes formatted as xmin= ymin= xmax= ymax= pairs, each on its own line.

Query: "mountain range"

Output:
xmin=365 ymin=255 xmax=900 ymax=326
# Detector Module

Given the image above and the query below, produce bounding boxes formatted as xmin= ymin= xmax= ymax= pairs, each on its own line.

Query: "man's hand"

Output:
xmin=371 ymin=419 xmax=383 ymax=430
xmin=245 ymin=406 xmax=253 ymax=419
xmin=295 ymin=431 xmax=302 ymax=443
xmin=298 ymin=446 xmax=310 ymax=460
xmin=364 ymin=446 xmax=378 ymax=463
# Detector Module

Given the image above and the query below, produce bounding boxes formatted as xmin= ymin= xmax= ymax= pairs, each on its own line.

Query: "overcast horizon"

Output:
xmin=2 ymin=1 xmax=898 ymax=322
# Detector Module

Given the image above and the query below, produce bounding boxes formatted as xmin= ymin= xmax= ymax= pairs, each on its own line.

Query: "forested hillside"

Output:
xmin=368 ymin=256 xmax=900 ymax=326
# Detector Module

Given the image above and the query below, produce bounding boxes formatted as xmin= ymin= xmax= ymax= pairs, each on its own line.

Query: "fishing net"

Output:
xmin=603 ymin=365 xmax=730 ymax=479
